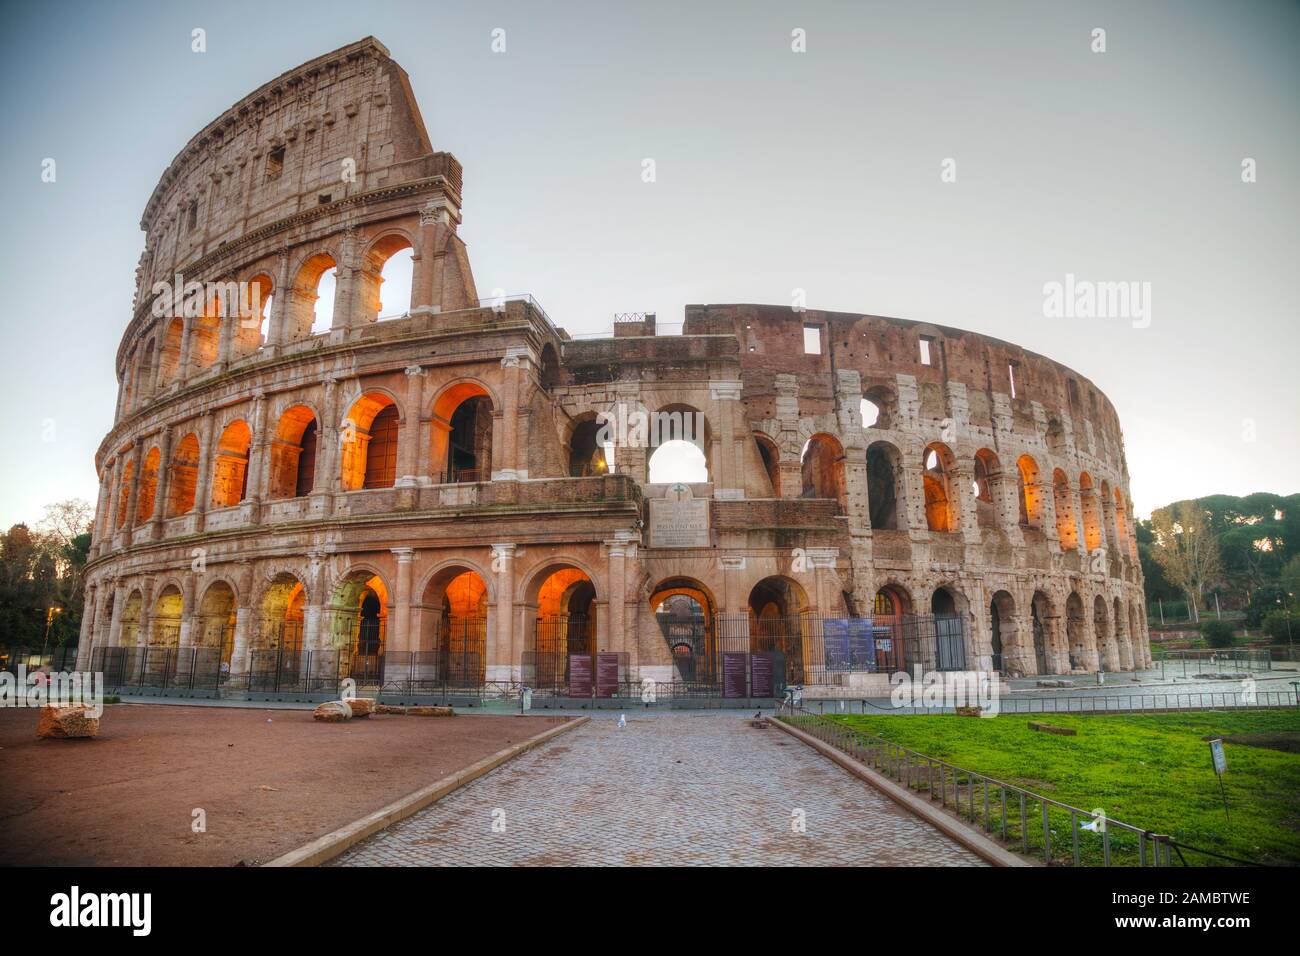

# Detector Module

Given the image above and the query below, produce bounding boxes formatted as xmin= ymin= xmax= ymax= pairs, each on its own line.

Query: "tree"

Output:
xmin=1150 ymin=501 xmax=1222 ymax=622
xmin=1201 ymin=618 xmax=1236 ymax=649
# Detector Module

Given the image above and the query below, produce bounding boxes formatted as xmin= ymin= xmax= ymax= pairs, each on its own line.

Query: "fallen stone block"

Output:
xmin=1028 ymin=721 xmax=1076 ymax=736
xmin=313 ymin=700 xmax=352 ymax=722
xmin=405 ymin=705 xmax=455 ymax=717
xmin=375 ymin=704 xmax=407 ymax=715
xmin=36 ymin=705 xmax=99 ymax=739
xmin=1036 ymin=679 xmax=1071 ymax=688
xmin=954 ymin=706 xmax=982 ymax=717
xmin=345 ymin=697 xmax=376 ymax=718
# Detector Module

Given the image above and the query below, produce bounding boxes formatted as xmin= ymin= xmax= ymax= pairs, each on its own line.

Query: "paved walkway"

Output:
xmin=331 ymin=713 xmax=985 ymax=866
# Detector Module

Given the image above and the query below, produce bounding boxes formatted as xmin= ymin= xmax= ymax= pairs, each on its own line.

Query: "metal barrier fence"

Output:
xmin=0 ymin=646 xmax=79 ymax=672
xmin=779 ymin=707 xmax=1259 ymax=866
xmin=649 ymin=613 xmax=969 ymax=692
xmin=89 ymin=646 xmax=378 ymax=694
xmin=1153 ymin=648 xmax=1274 ymax=674
xmin=799 ymin=688 xmax=1300 ymax=715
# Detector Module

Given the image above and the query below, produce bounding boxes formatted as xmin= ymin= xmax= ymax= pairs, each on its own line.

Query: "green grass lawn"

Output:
xmin=819 ymin=710 xmax=1300 ymax=866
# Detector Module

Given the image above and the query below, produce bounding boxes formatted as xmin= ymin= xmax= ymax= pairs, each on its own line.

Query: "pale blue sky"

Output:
xmin=1 ymin=0 xmax=1296 ymax=526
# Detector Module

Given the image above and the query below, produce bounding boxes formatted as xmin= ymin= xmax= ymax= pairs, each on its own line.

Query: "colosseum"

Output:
xmin=78 ymin=37 xmax=1150 ymax=701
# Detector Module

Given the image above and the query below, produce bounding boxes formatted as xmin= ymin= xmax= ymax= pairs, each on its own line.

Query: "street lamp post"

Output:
xmin=41 ymin=606 xmax=63 ymax=660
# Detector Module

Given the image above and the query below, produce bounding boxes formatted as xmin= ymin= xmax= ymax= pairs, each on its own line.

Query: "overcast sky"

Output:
xmin=0 ymin=0 xmax=1296 ymax=528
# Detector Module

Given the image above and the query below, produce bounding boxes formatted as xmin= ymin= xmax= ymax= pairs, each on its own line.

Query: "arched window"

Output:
xmin=365 ymin=406 xmax=399 ymax=489
xmin=341 ymin=394 xmax=400 ymax=490
xmin=115 ymin=459 xmax=134 ymax=529
xmin=189 ymin=296 xmax=222 ymax=373
xmin=268 ymin=405 xmax=319 ymax=499
xmin=754 ymin=434 xmax=780 ymax=495
xmin=800 ymin=434 xmax=845 ymax=505
xmin=136 ymin=447 xmax=160 ymax=522
xmin=431 ymin=384 xmax=494 ymax=483
xmin=447 ymin=396 xmax=491 ymax=483
xmin=861 ymin=385 xmax=894 ymax=429
xmin=211 ymin=421 xmax=252 ymax=508
xmin=648 ymin=441 xmax=707 ymax=483
xmin=233 ymin=273 xmax=273 ymax=359
xmin=647 ymin=405 xmax=710 ymax=484
xmin=361 ymin=235 xmax=414 ymax=322
xmin=1017 ymin=454 xmax=1042 ymax=527
xmin=860 ymin=398 xmax=880 ymax=427
xmin=568 ymin=418 xmax=612 ymax=476
xmin=158 ymin=318 xmax=183 ymax=386
xmin=922 ymin=443 xmax=959 ymax=532
xmin=972 ymin=449 xmax=1000 ymax=530
xmin=287 ymin=253 xmax=337 ymax=339
xmin=866 ymin=441 xmax=903 ymax=530
xmin=167 ymin=433 xmax=200 ymax=516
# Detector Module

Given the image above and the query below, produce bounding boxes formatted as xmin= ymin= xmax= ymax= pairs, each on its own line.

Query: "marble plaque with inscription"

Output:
xmin=648 ymin=483 xmax=710 ymax=548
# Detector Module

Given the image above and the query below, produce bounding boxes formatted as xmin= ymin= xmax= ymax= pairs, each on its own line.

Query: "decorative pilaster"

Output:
xmin=489 ymin=543 xmax=517 ymax=682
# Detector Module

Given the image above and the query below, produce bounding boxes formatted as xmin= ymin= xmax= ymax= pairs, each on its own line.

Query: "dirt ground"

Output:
xmin=0 ymin=703 xmax=571 ymax=866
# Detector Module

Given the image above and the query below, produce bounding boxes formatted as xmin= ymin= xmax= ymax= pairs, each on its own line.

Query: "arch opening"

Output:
xmin=419 ymin=567 xmax=489 ymax=686
xmin=211 ymin=420 xmax=252 ymax=508
xmin=341 ymin=393 xmax=399 ymax=490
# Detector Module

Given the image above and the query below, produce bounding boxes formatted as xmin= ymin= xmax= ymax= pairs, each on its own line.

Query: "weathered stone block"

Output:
xmin=36 ymin=705 xmax=99 ymax=739
xmin=313 ymin=700 xmax=352 ymax=722
xmin=405 ymin=705 xmax=454 ymax=717
xmin=345 ymin=697 xmax=376 ymax=717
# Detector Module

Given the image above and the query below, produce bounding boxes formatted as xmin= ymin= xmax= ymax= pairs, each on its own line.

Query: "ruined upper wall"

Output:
xmin=135 ymin=37 xmax=447 ymax=295
xmin=684 ymin=303 xmax=1127 ymax=471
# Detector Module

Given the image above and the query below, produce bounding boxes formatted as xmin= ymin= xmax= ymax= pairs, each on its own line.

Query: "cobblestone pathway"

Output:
xmin=332 ymin=714 xmax=985 ymax=866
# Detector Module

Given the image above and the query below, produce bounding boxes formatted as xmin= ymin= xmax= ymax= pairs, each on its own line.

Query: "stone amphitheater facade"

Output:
xmin=78 ymin=37 xmax=1149 ymax=691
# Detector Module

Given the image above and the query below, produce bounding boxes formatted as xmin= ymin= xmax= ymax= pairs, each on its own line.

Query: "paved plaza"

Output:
xmin=332 ymin=713 xmax=986 ymax=866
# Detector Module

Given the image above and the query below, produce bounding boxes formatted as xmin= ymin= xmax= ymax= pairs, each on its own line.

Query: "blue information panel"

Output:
xmin=823 ymin=618 xmax=875 ymax=671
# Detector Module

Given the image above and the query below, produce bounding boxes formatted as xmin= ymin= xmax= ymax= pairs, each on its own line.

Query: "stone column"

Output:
xmin=178 ymin=583 xmax=196 ymax=649
xmin=148 ymin=330 xmax=167 ymax=397
xmin=266 ymin=248 xmax=291 ymax=350
xmin=396 ymin=366 xmax=425 ymax=506
xmin=310 ymin=378 xmax=340 ymax=515
xmin=75 ymin=583 xmax=97 ymax=670
xmin=229 ymin=606 xmax=253 ymax=678
xmin=497 ymin=348 xmax=532 ymax=480
xmin=410 ymin=204 xmax=444 ymax=312
xmin=123 ymin=442 xmax=145 ymax=536
xmin=177 ymin=315 xmax=194 ymax=384
xmin=94 ymin=459 xmax=115 ymax=556
xmin=243 ymin=392 xmax=269 ymax=521
xmin=302 ymin=550 xmax=328 ymax=654
xmin=954 ymin=461 xmax=980 ymax=542
xmin=106 ymin=583 xmax=127 ymax=648
xmin=489 ymin=543 xmax=516 ymax=682
xmin=709 ymin=381 xmax=743 ymax=496
xmin=151 ymin=425 xmax=172 ymax=539
xmin=192 ymin=413 xmax=216 ymax=531
xmin=604 ymin=536 xmax=630 ymax=655
xmin=390 ymin=548 xmax=415 ymax=655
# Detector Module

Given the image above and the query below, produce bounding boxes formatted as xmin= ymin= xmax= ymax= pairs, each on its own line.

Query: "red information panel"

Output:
xmin=596 ymin=653 xmax=620 ymax=698
xmin=723 ymin=653 xmax=748 ymax=698
xmin=751 ymin=652 xmax=775 ymax=698
xmin=568 ymin=654 xmax=592 ymax=698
